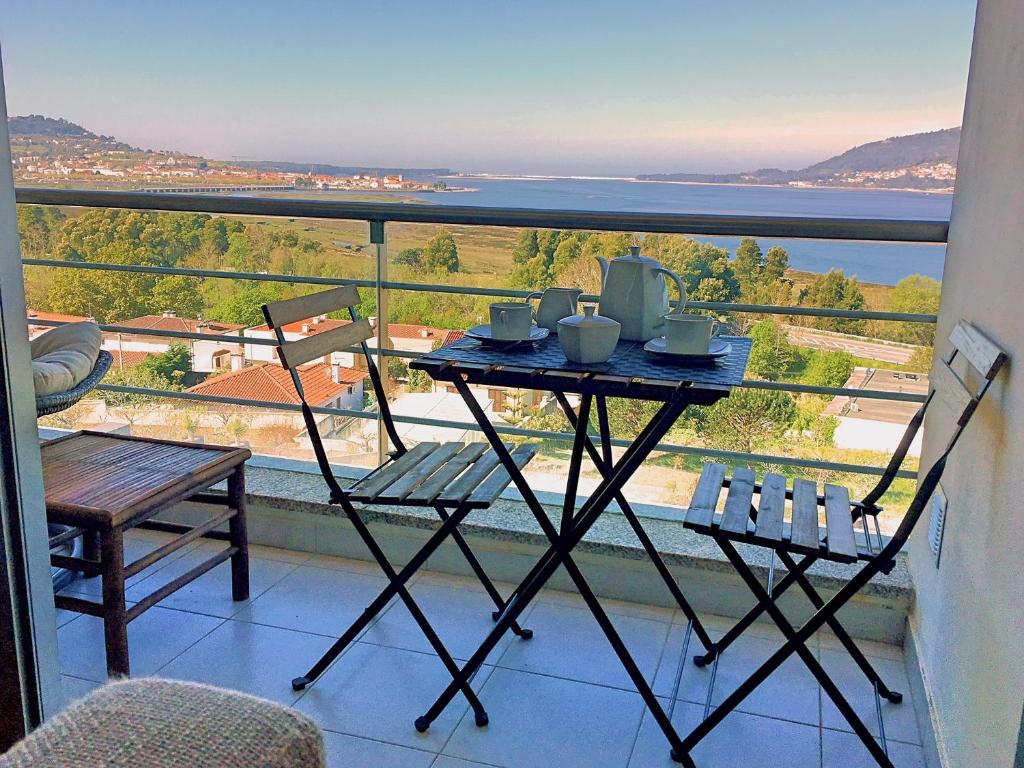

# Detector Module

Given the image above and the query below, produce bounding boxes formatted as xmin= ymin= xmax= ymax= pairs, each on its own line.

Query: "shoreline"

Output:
xmin=445 ymin=173 xmax=953 ymax=196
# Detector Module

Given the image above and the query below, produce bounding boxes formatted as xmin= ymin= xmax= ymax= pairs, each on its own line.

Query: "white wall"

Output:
xmin=909 ymin=2 xmax=1024 ymax=766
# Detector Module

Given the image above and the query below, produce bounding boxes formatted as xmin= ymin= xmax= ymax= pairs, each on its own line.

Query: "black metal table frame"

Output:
xmin=409 ymin=359 xmax=734 ymax=763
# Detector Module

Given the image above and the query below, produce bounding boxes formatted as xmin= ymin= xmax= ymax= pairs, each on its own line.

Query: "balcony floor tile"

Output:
xmin=442 ymin=666 xmax=646 ymax=768
xmin=495 ymin=600 xmax=671 ymax=692
xmin=293 ymin=641 xmax=490 ymax=753
xmin=628 ymin=699 xmax=821 ymax=768
xmin=321 ymin=730 xmax=436 ymax=768
xmin=233 ymin=563 xmax=393 ymax=637
xmin=157 ymin=619 xmax=335 ymax=705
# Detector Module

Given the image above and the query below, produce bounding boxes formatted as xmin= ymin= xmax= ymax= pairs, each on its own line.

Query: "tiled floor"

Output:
xmin=55 ymin=530 xmax=927 ymax=767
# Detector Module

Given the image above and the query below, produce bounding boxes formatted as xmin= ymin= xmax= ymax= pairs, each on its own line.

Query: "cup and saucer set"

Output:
xmin=466 ymin=288 xmax=585 ymax=347
xmin=643 ymin=314 xmax=732 ymax=361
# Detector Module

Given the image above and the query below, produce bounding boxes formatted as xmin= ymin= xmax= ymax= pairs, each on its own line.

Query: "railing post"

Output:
xmin=370 ymin=220 xmax=390 ymax=466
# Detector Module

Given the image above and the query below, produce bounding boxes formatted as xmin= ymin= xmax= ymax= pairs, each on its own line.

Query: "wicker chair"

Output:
xmin=35 ymin=349 xmax=113 ymax=417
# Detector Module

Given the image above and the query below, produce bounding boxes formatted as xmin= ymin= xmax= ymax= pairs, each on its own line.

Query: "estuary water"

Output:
xmin=407 ymin=176 xmax=952 ymax=285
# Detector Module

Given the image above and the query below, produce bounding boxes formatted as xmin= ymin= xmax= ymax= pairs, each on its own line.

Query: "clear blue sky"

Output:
xmin=0 ymin=0 xmax=976 ymax=175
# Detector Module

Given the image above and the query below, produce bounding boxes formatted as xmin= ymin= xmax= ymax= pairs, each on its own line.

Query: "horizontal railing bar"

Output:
xmin=15 ymin=187 xmax=949 ymax=242
xmin=91 ymin=384 xmax=914 ymax=478
xmin=23 ymin=259 xmax=938 ymax=324
xmin=22 ymin=257 xmax=377 ymax=290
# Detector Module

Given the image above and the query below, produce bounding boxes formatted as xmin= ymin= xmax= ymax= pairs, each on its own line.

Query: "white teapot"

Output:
xmin=595 ymin=246 xmax=687 ymax=341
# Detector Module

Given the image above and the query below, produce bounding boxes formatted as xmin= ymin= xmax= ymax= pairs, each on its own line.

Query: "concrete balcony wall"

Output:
xmin=910 ymin=1 xmax=1024 ymax=766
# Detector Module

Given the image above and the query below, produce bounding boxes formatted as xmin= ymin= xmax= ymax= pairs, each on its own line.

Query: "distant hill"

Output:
xmin=8 ymin=115 xmax=97 ymax=138
xmin=639 ymin=127 xmax=960 ymax=190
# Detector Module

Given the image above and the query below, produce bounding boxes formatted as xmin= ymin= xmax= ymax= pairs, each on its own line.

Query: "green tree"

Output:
xmin=101 ymin=366 xmax=176 ymax=427
xmin=394 ymin=248 xmax=423 ymax=268
xmin=798 ymin=270 xmax=867 ymax=334
xmin=699 ymin=388 xmax=798 ymax=454
xmin=424 ymin=229 xmax=460 ymax=273
xmin=140 ymin=342 xmax=192 ymax=386
xmin=747 ymin=319 xmax=796 ymax=381
xmin=733 ymin=238 xmax=764 ymax=295
xmin=512 ymin=229 xmax=540 ymax=265
xmin=209 ymin=283 xmax=286 ymax=326
xmin=148 ymin=275 xmax=204 ymax=318
xmin=509 ymin=254 xmax=553 ymax=291
xmin=802 ymin=350 xmax=854 ymax=389
xmin=888 ymin=275 xmax=941 ymax=345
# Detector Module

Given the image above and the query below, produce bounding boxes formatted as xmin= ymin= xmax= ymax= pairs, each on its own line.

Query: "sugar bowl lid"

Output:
xmin=558 ymin=305 xmax=620 ymax=328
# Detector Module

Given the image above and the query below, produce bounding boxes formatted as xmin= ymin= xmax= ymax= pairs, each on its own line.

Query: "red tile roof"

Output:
xmin=27 ymin=309 xmax=91 ymax=324
xmin=109 ymin=350 xmax=157 ymax=368
xmin=440 ymin=330 xmax=465 ymax=346
xmin=386 ymin=323 xmax=447 ymax=341
xmin=186 ymin=362 xmax=367 ymax=407
xmin=248 ymin=317 xmax=349 ymax=335
xmin=118 ymin=315 xmax=244 ymax=335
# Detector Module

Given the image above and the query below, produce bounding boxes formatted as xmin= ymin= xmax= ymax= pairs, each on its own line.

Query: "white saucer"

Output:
xmin=466 ymin=324 xmax=550 ymax=346
xmin=643 ymin=337 xmax=732 ymax=359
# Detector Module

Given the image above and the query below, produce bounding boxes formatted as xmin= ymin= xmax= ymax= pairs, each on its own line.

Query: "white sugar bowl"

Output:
xmin=558 ymin=305 xmax=621 ymax=364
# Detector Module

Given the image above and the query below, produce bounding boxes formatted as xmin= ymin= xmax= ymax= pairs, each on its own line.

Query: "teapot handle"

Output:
xmin=652 ymin=267 xmax=687 ymax=313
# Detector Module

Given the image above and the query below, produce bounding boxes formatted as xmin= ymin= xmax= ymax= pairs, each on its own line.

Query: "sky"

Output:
xmin=0 ymin=0 xmax=977 ymax=176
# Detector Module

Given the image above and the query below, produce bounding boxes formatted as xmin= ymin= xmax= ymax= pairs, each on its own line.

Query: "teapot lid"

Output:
xmin=616 ymin=245 xmax=658 ymax=264
xmin=558 ymin=305 xmax=620 ymax=329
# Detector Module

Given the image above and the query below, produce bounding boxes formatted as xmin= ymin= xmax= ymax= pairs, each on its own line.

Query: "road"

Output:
xmin=784 ymin=325 xmax=918 ymax=365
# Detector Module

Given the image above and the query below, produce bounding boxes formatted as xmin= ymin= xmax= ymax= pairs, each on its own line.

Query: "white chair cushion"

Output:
xmin=30 ymin=321 xmax=103 ymax=397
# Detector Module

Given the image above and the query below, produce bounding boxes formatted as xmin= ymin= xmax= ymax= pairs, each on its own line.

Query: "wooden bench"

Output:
xmin=42 ymin=431 xmax=251 ymax=677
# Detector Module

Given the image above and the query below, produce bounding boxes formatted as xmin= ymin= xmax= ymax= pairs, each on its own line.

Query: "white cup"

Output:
xmin=490 ymin=302 xmax=533 ymax=340
xmin=663 ymin=314 xmax=719 ymax=354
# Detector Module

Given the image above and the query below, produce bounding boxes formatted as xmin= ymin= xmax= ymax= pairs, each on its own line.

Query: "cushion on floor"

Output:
xmin=0 ymin=678 xmax=325 ymax=768
xmin=30 ymin=322 xmax=103 ymax=397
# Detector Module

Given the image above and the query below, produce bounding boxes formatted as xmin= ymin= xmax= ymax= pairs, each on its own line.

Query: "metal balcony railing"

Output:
xmin=16 ymin=187 xmax=945 ymax=485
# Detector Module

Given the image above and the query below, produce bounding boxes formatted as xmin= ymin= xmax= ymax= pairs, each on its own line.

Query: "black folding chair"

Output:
xmin=261 ymin=285 xmax=537 ymax=725
xmin=676 ymin=321 xmax=1007 ymax=768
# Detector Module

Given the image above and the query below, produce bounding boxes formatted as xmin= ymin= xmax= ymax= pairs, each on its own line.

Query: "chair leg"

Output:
xmin=433 ymin=504 xmax=532 ymax=640
xmin=227 ymin=467 xmax=250 ymax=602
xmin=684 ymin=538 xmax=895 ymax=768
xmin=694 ymin=555 xmax=816 ymax=666
xmin=100 ymin=529 xmax=130 ymax=678
xmin=775 ymin=550 xmax=902 ymax=703
xmin=292 ymin=500 xmax=489 ymax=725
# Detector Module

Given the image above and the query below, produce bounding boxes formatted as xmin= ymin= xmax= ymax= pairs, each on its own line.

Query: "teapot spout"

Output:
xmin=595 ymin=255 xmax=609 ymax=284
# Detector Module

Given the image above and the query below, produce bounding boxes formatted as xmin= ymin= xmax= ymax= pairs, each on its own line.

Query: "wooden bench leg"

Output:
xmin=83 ymin=531 xmax=101 ymax=576
xmin=227 ymin=467 xmax=249 ymax=602
xmin=100 ymin=529 xmax=129 ymax=677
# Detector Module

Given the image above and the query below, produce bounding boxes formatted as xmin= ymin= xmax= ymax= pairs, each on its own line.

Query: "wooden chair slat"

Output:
xmin=436 ymin=444 xmax=512 ymax=504
xmin=684 ymin=463 xmax=726 ymax=529
xmin=932 ymin=359 xmax=978 ymax=426
xmin=263 ymin=285 xmax=361 ymax=329
xmin=949 ymin=321 xmax=1007 ymax=380
xmin=823 ymin=483 xmax=858 ymax=562
xmin=789 ymin=479 xmax=821 ymax=550
xmin=719 ymin=466 xmax=756 ymax=535
xmin=377 ymin=442 xmax=465 ymax=502
xmin=754 ymin=473 xmax=787 ymax=542
xmin=277 ymin=319 xmax=373 ymax=369
xmin=348 ymin=442 xmax=439 ymax=501
xmin=404 ymin=444 xmax=489 ymax=504
xmin=467 ymin=444 xmax=538 ymax=505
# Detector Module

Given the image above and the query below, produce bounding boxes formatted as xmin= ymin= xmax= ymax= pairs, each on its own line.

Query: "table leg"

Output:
xmin=556 ymin=393 xmax=714 ymax=650
xmin=100 ymin=529 xmax=129 ymax=677
xmin=227 ymin=466 xmax=250 ymax=602
xmin=417 ymin=380 xmax=691 ymax=756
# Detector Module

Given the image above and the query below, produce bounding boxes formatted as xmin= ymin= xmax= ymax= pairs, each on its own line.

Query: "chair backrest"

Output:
xmin=261 ymin=285 xmax=406 ymax=499
xmin=869 ymin=321 xmax=1007 ymax=559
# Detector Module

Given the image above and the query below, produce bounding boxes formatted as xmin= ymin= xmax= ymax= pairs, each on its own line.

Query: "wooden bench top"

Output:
xmin=42 ymin=432 xmax=251 ymax=530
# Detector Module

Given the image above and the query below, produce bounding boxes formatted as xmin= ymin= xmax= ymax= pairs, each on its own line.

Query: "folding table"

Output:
xmin=410 ymin=332 xmax=751 ymax=761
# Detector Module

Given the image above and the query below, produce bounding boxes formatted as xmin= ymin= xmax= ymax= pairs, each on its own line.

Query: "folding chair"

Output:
xmin=676 ymin=320 xmax=1007 ymax=768
xmin=261 ymin=285 xmax=537 ymax=725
